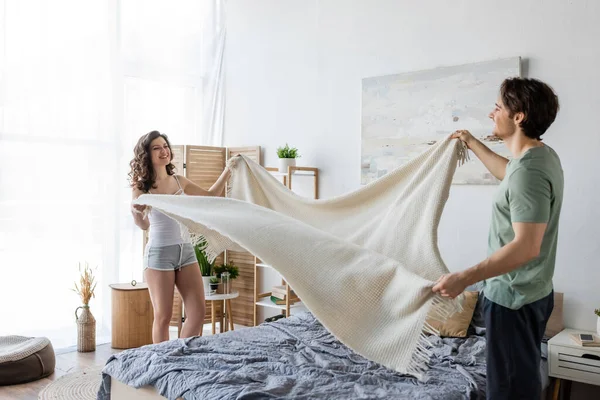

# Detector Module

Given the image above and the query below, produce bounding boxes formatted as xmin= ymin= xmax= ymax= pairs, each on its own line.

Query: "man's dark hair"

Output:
xmin=500 ymin=77 xmax=560 ymax=140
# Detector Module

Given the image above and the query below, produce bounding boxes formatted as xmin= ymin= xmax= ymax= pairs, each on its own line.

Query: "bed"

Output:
xmin=98 ymin=291 xmax=562 ymax=400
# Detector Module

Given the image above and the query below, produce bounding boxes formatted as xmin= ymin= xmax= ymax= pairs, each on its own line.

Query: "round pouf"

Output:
xmin=38 ymin=366 xmax=103 ymax=400
xmin=0 ymin=336 xmax=55 ymax=385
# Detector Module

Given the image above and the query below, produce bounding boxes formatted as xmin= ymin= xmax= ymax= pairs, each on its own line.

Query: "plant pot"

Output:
xmin=209 ymin=283 xmax=219 ymax=293
xmin=202 ymin=276 xmax=211 ymax=295
xmin=278 ymin=158 xmax=296 ymax=173
xmin=597 ymin=316 xmax=600 ymax=337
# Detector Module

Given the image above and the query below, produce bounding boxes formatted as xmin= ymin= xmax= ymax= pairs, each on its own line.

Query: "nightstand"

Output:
xmin=548 ymin=328 xmax=600 ymax=399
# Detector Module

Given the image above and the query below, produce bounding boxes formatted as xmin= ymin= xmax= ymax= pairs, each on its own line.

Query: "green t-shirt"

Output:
xmin=484 ymin=145 xmax=564 ymax=310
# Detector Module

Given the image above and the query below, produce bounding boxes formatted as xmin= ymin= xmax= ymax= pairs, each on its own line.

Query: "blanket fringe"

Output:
xmin=456 ymin=140 xmax=470 ymax=166
xmin=174 ymin=223 xmax=223 ymax=264
xmin=405 ymin=294 xmax=464 ymax=379
xmin=187 ymin=231 xmax=222 ymax=263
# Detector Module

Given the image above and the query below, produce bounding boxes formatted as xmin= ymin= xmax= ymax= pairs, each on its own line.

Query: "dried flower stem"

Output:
xmin=73 ymin=262 xmax=97 ymax=306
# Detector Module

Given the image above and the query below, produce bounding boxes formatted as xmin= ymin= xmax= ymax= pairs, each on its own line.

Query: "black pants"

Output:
xmin=484 ymin=291 xmax=554 ymax=400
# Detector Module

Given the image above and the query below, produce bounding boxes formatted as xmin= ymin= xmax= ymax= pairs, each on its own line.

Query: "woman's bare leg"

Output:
xmin=145 ymin=268 xmax=175 ymax=343
xmin=175 ymin=263 xmax=206 ymax=338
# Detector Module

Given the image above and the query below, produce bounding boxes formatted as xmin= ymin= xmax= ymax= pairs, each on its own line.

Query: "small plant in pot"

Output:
xmin=213 ymin=260 xmax=239 ymax=293
xmin=194 ymin=237 xmax=215 ymax=294
xmin=213 ymin=260 xmax=239 ymax=280
xmin=276 ymin=143 xmax=300 ymax=173
xmin=209 ymin=276 xmax=220 ymax=293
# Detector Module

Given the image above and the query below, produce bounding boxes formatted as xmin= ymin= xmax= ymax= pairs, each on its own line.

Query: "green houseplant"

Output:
xmin=213 ymin=260 xmax=239 ymax=280
xmin=276 ymin=143 xmax=300 ymax=173
xmin=194 ymin=237 xmax=215 ymax=294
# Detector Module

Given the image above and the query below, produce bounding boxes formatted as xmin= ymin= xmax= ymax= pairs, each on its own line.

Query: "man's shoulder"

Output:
xmin=522 ymin=145 xmax=561 ymax=167
xmin=511 ymin=147 xmax=562 ymax=179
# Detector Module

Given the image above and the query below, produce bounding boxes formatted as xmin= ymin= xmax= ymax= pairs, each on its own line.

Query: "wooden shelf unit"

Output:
xmin=253 ymin=165 xmax=318 ymax=326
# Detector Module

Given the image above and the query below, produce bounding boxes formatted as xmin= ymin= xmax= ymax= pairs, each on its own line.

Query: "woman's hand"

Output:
xmin=131 ymin=203 xmax=147 ymax=215
xmin=227 ymin=154 xmax=242 ymax=171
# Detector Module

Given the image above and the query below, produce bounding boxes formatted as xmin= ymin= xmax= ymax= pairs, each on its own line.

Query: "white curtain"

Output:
xmin=200 ymin=0 xmax=227 ymax=147
xmin=0 ymin=0 xmax=225 ymax=348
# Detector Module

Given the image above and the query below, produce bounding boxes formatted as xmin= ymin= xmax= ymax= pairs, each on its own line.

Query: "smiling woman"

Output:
xmin=129 ymin=130 xmax=231 ymax=344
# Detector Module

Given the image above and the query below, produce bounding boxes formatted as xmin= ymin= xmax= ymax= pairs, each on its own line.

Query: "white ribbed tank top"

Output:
xmin=147 ymin=175 xmax=188 ymax=247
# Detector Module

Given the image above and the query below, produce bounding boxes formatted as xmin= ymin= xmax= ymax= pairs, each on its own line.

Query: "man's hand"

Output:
xmin=432 ymin=272 xmax=468 ymax=298
xmin=451 ymin=130 xmax=475 ymax=149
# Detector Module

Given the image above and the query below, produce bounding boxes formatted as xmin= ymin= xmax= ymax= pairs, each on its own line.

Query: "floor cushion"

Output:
xmin=0 ymin=336 xmax=55 ymax=385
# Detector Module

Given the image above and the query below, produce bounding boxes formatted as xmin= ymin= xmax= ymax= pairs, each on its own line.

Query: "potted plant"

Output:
xmin=73 ymin=262 xmax=97 ymax=352
xmin=213 ymin=260 xmax=239 ymax=293
xmin=213 ymin=260 xmax=239 ymax=280
xmin=595 ymin=309 xmax=600 ymax=336
xmin=276 ymin=143 xmax=300 ymax=173
xmin=194 ymin=237 xmax=215 ymax=295
xmin=209 ymin=276 xmax=219 ymax=293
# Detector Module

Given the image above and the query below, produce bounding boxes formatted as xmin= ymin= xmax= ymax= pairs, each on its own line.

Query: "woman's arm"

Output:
xmin=179 ymin=166 xmax=232 ymax=197
xmin=131 ymin=188 xmax=150 ymax=230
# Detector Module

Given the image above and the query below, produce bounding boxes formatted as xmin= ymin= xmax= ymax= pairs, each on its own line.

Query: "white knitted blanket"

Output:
xmin=135 ymin=136 xmax=468 ymax=379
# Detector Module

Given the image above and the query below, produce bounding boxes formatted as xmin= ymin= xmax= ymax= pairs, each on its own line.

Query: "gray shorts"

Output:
xmin=144 ymin=243 xmax=198 ymax=271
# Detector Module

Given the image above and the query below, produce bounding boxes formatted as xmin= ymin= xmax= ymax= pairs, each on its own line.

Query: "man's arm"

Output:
xmin=432 ymin=222 xmax=546 ymax=298
xmin=452 ymin=130 xmax=509 ymax=180
xmin=433 ymin=166 xmax=551 ymax=298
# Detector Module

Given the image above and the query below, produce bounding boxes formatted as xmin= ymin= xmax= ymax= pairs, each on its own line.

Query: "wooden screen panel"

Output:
xmin=227 ymin=146 xmax=261 ymax=165
xmin=184 ymin=145 xmax=227 ymax=324
xmin=170 ymin=145 xmax=185 ymax=176
xmin=185 ymin=145 xmax=227 ymax=193
xmin=226 ymin=250 xmax=255 ymax=327
xmin=225 ymin=146 xmax=261 ymax=327
xmin=170 ymin=288 xmax=183 ymax=338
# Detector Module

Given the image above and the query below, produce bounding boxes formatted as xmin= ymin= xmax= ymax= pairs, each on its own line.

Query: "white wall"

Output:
xmin=225 ymin=0 xmax=600 ymax=334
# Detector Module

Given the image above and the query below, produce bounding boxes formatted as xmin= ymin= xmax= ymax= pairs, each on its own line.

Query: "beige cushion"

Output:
xmin=427 ymin=291 xmax=479 ymax=338
xmin=544 ymin=292 xmax=564 ymax=339
xmin=0 ymin=336 xmax=55 ymax=385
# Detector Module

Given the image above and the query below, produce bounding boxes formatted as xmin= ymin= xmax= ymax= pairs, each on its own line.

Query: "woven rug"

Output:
xmin=38 ymin=366 xmax=102 ymax=400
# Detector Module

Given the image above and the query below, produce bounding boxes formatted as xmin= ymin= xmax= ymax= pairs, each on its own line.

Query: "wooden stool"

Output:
xmin=110 ymin=282 xmax=153 ymax=349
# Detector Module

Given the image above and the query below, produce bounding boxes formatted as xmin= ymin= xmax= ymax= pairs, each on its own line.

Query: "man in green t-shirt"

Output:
xmin=433 ymin=77 xmax=563 ymax=399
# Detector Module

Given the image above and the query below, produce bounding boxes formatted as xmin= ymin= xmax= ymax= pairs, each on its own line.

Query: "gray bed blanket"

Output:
xmin=97 ymin=312 xmax=486 ymax=400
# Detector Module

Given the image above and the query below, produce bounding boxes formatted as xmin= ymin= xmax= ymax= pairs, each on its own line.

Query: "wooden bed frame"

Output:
xmin=111 ymin=378 xmax=175 ymax=400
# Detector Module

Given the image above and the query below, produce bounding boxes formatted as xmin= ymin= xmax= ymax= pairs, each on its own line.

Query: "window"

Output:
xmin=0 ymin=0 xmax=221 ymax=348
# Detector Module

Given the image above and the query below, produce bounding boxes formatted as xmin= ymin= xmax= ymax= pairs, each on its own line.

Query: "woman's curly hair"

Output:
xmin=128 ymin=130 xmax=176 ymax=192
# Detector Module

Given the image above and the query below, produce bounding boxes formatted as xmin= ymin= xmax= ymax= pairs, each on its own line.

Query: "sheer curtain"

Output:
xmin=0 ymin=0 xmax=225 ymax=348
